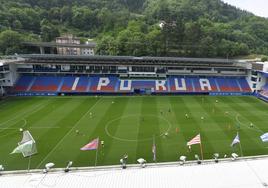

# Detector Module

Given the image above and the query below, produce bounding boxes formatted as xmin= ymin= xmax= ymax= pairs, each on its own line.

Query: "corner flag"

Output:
xmin=231 ymin=133 xmax=240 ymax=147
xmin=187 ymin=134 xmax=201 ymax=147
xmin=80 ymin=138 xmax=99 ymax=150
xmin=10 ymin=130 xmax=37 ymax=157
xmin=11 ymin=140 xmax=34 ymax=155
xmin=260 ymin=133 xmax=268 ymax=142
xmin=187 ymin=134 xmax=204 ymax=160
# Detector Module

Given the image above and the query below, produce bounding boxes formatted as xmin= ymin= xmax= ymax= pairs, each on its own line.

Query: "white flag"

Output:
xmin=260 ymin=133 xmax=268 ymax=142
xmin=11 ymin=140 xmax=34 ymax=155
xmin=231 ymin=133 xmax=240 ymax=147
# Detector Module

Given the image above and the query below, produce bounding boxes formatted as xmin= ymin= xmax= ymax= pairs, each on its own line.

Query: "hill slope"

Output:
xmin=0 ymin=0 xmax=268 ymax=57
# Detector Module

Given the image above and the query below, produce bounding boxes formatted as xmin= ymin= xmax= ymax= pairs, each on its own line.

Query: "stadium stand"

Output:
xmin=76 ymin=76 xmax=90 ymax=92
xmin=89 ymin=76 xmax=118 ymax=92
xmin=259 ymin=84 xmax=268 ymax=98
xmin=60 ymin=76 xmax=76 ymax=92
xmin=238 ymin=78 xmax=252 ymax=92
xmin=30 ymin=76 xmax=62 ymax=92
xmin=14 ymin=75 xmax=252 ymax=94
xmin=14 ymin=75 xmax=34 ymax=92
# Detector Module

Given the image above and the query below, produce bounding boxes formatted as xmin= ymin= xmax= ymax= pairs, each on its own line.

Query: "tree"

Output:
xmin=261 ymin=56 xmax=268 ymax=62
xmin=40 ymin=20 xmax=60 ymax=41
xmin=146 ymin=26 xmax=162 ymax=56
xmin=61 ymin=6 xmax=72 ymax=23
xmin=96 ymin=35 xmax=118 ymax=55
xmin=0 ymin=30 xmax=23 ymax=55
xmin=0 ymin=0 xmax=268 ymax=57
xmin=12 ymin=20 xmax=22 ymax=30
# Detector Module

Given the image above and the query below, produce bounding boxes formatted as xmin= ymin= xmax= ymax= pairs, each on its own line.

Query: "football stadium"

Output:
xmin=1 ymin=55 xmax=268 ymax=187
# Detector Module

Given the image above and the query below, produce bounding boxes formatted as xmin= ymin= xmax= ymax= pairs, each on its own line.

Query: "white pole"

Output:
xmin=238 ymin=132 xmax=244 ymax=157
xmin=94 ymin=138 xmax=99 ymax=167
xmin=27 ymin=155 xmax=32 ymax=172
xmin=153 ymin=135 xmax=156 ymax=163
xmin=95 ymin=148 xmax=99 ymax=167
xmin=27 ymin=143 xmax=33 ymax=172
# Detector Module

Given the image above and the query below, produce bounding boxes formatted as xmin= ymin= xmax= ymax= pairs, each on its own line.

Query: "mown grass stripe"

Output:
xmin=182 ymin=97 xmax=216 ymax=159
xmin=102 ymin=97 xmax=142 ymax=165
xmin=220 ymin=97 xmax=267 ymax=156
xmin=35 ymin=97 xmax=101 ymax=169
xmin=96 ymin=97 xmax=130 ymax=165
xmin=135 ymin=97 xmax=158 ymax=162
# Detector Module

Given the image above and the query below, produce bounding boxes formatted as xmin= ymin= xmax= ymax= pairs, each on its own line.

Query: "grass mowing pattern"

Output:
xmin=0 ymin=96 xmax=268 ymax=170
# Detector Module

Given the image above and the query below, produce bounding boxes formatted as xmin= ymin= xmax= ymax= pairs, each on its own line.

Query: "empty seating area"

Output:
xmin=90 ymin=76 xmax=118 ymax=92
xmin=13 ymin=75 xmax=252 ymax=94
xmin=238 ymin=78 xmax=252 ymax=92
xmin=14 ymin=76 xmax=34 ymax=91
xmin=30 ymin=76 xmax=62 ymax=92
xmin=259 ymin=84 xmax=268 ymax=98
xmin=60 ymin=77 xmax=76 ymax=92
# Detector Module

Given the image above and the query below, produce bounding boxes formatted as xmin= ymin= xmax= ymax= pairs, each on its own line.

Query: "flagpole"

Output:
xmin=94 ymin=148 xmax=98 ymax=167
xmin=94 ymin=138 xmax=99 ymax=167
xmin=27 ymin=155 xmax=32 ymax=172
xmin=238 ymin=132 xmax=244 ymax=157
xmin=200 ymin=135 xmax=204 ymax=160
xmin=199 ymin=144 xmax=204 ymax=160
xmin=153 ymin=135 xmax=156 ymax=163
xmin=27 ymin=142 xmax=33 ymax=172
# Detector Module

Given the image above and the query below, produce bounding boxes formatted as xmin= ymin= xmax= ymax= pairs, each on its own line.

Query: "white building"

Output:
xmin=56 ymin=35 xmax=96 ymax=56
xmin=81 ymin=41 xmax=95 ymax=56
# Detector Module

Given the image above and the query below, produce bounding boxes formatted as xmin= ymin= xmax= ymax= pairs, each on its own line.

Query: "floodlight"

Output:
xmin=213 ymin=153 xmax=219 ymax=163
xmin=231 ymin=153 xmax=238 ymax=161
xmin=179 ymin=156 xmax=186 ymax=165
xmin=120 ymin=159 xmax=126 ymax=169
xmin=43 ymin=162 xmax=55 ymax=173
xmin=64 ymin=161 xmax=73 ymax=172
xmin=137 ymin=158 xmax=146 ymax=168
xmin=195 ymin=154 xmax=201 ymax=164
xmin=123 ymin=154 xmax=128 ymax=160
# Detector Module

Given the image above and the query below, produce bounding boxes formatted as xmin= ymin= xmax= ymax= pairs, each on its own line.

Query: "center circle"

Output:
xmin=105 ymin=114 xmax=172 ymax=142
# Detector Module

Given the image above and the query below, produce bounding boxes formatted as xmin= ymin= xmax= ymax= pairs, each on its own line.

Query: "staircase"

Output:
xmin=27 ymin=77 xmax=36 ymax=91
xmin=72 ymin=77 xmax=80 ymax=91
xmin=57 ymin=77 xmax=65 ymax=92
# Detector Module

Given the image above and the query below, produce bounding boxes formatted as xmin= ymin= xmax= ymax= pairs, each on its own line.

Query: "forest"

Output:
xmin=0 ymin=0 xmax=268 ymax=58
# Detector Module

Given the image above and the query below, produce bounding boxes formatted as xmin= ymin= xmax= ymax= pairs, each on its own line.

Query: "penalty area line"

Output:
xmin=36 ymin=98 xmax=102 ymax=169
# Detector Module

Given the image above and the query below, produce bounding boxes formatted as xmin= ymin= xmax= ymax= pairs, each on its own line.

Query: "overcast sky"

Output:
xmin=222 ymin=0 xmax=268 ymax=18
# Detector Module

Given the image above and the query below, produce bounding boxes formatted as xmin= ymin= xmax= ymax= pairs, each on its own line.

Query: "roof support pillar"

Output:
xmin=40 ymin=47 xmax=45 ymax=54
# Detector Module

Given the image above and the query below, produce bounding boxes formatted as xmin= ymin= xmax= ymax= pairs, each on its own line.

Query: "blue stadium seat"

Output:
xmin=14 ymin=75 xmax=252 ymax=94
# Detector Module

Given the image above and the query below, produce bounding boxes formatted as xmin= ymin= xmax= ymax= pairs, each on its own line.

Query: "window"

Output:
xmin=251 ymin=71 xmax=257 ymax=76
xmin=251 ymin=77 xmax=257 ymax=82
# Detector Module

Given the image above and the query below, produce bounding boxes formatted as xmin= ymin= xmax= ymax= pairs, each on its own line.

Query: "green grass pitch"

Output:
xmin=0 ymin=96 xmax=268 ymax=170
